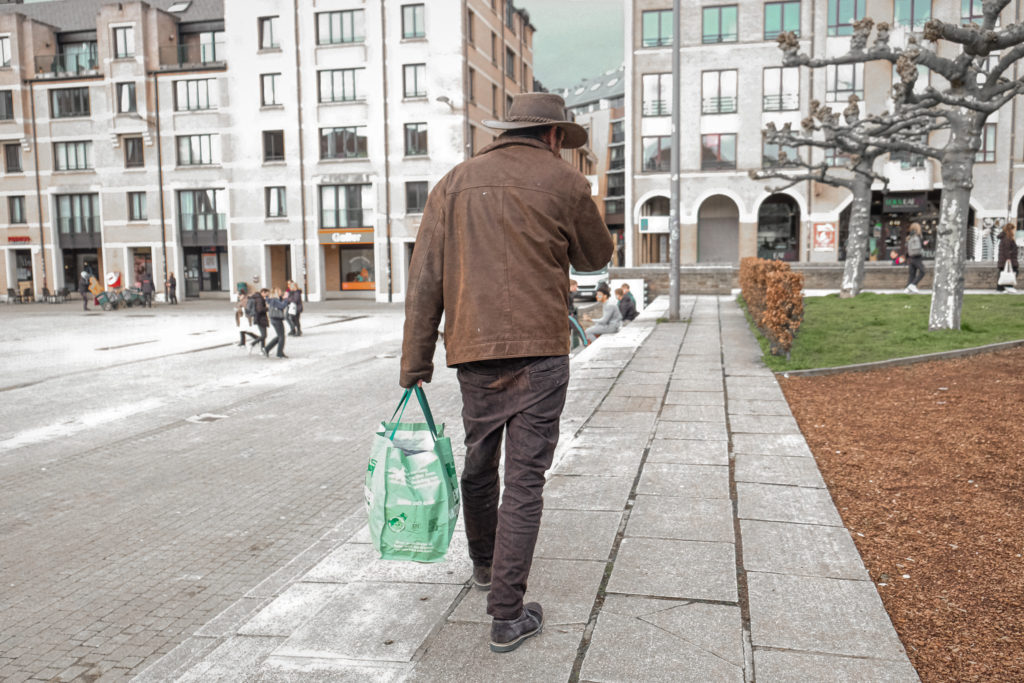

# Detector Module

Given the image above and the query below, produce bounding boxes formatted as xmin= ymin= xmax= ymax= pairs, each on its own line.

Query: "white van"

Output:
xmin=570 ymin=263 xmax=610 ymax=300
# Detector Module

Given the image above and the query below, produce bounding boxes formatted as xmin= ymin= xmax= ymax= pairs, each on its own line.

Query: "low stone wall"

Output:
xmin=611 ymin=262 xmax=1004 ymax=297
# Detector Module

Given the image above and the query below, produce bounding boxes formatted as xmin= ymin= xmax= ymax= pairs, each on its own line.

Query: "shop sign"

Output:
xmin=813 ymin=222 xmax=836 ymax=251
xmin=7 ymin=236 xmax=31 ymax=243
xmin=884 ymin=194 xmax=927 ymax=213
xmin=202 ymin=253 xmax=218 ymax=272
xmin=639 ymin=216 xmax=670 ymax=234
xmin=320 ymin=230 xmax=373 ymax=245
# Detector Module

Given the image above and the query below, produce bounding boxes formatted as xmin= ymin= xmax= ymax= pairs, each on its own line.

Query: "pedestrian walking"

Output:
xmin=401 ymin=92 xmax=613 ymax=653
xmin=264 ymin=288 xmax=289 ymax=358
xmin=903 ymin=222 xmax=926 ymax=293
xmin=249 ymin=288 xmax=268 ymax=353
xmin=78 ymin=270 xmax=90 ymax=311
xmin=586 ymin=283 xmax=622 ymax=342
xmin=997 ymin=222 xmax=1019 ymax=292
xmin=286 ymin=280 xmax=303 ymax=336
xmin=235 ymin=291 xmax=260 ymax=347
xmin=166 ymin=272 xmax=178 ymax=305
xmin=616 ymin=286 xmax=637 ymax=322
xmin=140 ymin=271 xmax=155 ymax=307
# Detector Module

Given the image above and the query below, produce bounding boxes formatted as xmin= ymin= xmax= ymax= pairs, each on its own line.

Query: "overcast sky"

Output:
xmin=516 ymin=0 xmax=624 ymax=91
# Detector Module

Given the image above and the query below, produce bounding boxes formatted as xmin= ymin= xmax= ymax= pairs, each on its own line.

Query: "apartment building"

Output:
xmin=0 ymin=0 xmax=535 ymax=302
xmin=561 ymin=65 xmax=626 ymax=265
xmin=627 ymin=0 xmax=1024 ymax=267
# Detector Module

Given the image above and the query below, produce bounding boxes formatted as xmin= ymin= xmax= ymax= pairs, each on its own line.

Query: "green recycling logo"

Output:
xmin=388 ymin=513 xmax=407 ymax=532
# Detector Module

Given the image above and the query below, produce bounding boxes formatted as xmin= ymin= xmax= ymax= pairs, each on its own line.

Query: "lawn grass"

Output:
xmin=743 ymin=293 xmax=1024 ymax=371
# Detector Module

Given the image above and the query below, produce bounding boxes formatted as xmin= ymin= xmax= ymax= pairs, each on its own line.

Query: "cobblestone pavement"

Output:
xmin=0 ymin=299 xmax=462 ymax=682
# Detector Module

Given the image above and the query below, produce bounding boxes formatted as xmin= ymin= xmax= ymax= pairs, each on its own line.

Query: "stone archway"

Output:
xmin=757 ymin=194 xmax=800 ymax=261
xmin=697 ymin=194 xmax=739 ymax=263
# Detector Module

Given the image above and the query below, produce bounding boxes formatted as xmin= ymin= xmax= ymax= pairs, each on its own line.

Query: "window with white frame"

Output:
xmin=317 ymin=10 xmax=365 ymax=44
xmin=763 ymin=67 xmax=799 ymax=111
xmin=0 ymin=36 xmax=10 ymax=67
xmin=176 ymin=134 xmax=219 ymax=165
xmin=826 ymin=63 xmax=864 ymax=102
xmin=319 ymin=68 xmax=364 ymax=103
xmin=261 ymin=73 xmax=281 ymax=106
xmin=702 ymin=69 xmax=737 ymax=114
xmin=116 ymin=82 xmax=136 ymax=113
xmin=265 ymin=187 xmax=286 ymax=217
xmin=54 ymin=141 xmax=92 ymax=171
xmin=174 ymin=78 xmax=215 ymax=110
xmin=642 ymin=73 xmax=671 ymax=117
xmin=113 ymin=26 xmax=135 ymax=58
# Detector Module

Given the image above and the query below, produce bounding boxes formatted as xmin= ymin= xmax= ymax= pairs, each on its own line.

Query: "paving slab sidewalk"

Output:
xmin=137 ymin=296 xmax=918 ymax=682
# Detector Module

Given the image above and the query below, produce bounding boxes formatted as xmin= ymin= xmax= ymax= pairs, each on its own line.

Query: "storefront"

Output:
xmin=183 ymin=246 xmax=226 ymax=297
xmin=320 ymin=228 xmax=375 ymax=294
xmin=62 ymin=248 xmax=101 ymax=290
xmin=7 ymin=236 xmax=34 ymax=296
xmin=839 ymin=190 xmax=953 ymax=261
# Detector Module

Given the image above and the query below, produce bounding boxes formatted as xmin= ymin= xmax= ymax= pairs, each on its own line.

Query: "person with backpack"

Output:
xmin=235 ymin=291 xmax=260 ymax=346
xmin=248 ymin=289 xmax=269 ymax=353
xmin=903 ymin=222 xmax=926 ymax=293
xmin=286 ymin=280 xmax=303 ymax=336
xmin=78 ymin=270 xmax=90 ymax=311
xmin=263 ymin=288 xmax=289 ymax=358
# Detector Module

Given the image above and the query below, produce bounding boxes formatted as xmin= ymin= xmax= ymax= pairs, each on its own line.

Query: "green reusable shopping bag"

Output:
xmin=364 ymin=386 xmax=461 ymax=562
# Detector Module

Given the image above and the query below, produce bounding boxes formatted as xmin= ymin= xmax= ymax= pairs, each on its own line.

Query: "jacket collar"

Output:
xmin=477 ymin=136 xmax=554 ymax=158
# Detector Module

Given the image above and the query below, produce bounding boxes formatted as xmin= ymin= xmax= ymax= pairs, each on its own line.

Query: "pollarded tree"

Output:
xmin=752 ymin=97 xmax=943 ymax=297
xmin=778 ymin=0 xmax=1024 ymax=330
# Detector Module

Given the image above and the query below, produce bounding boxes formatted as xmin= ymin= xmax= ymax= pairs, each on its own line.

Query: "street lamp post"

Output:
xmin=668 ymin=0 xmax=681 ymax=320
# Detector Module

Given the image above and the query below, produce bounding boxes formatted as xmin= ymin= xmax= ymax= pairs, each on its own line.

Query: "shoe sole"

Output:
xmin=489 ymin=620 xmax=543 ymax=653
xmin=473 ymin=580 xmax=490 ymax=591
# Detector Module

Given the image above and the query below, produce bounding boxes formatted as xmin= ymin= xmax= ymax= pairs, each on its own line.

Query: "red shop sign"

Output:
xmin=8 ymin=236 xmax=31 ymax=243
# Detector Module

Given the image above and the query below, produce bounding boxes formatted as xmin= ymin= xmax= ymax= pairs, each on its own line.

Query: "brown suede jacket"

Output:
xmin=400 ymin=136 xmax=614 ymax=388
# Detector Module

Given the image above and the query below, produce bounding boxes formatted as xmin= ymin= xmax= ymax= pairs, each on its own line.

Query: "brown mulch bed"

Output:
xmin=778 ymin=347 xmax=1024 ymax=682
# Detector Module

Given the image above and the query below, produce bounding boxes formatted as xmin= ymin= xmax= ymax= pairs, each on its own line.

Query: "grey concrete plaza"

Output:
xmin=0 ymin=295 xmax=917 ymax=681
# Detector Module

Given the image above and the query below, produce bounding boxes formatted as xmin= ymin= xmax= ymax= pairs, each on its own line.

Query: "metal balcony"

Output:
xmin=35 ymin=52 xmax=99 ymax=77
xmin=158 ymin=42 xmax=226 ymax=70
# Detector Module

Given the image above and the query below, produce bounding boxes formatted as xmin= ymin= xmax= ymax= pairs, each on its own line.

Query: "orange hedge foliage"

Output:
xmin=739 ymin=257 xmax=804 ymax=357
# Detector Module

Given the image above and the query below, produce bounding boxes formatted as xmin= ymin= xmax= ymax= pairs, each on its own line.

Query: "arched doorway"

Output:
xmin=697 ymin=195 xmax=739 ymax=262
xmin=757 ymin=195 xmax=800 ymax=261
xmin=638 ymin=195 xmax=670 ymax=264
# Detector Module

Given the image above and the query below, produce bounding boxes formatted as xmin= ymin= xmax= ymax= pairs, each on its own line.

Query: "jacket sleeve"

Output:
xmin=567 ymin=180 xmax=614 ymax=273
xmin=400 ymin=180 xmax=448 ymax=388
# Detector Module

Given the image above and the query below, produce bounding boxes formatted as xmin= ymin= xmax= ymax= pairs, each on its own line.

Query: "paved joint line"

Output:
xmin=719 ymin=297 xmax=757 ymax=683
xmin=568 ymin=301 xmax=695 ymax=683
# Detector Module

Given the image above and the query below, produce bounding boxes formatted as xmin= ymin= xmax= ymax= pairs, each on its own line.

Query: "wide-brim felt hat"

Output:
xmin=482 ymin=92 xmax=588 ymax=149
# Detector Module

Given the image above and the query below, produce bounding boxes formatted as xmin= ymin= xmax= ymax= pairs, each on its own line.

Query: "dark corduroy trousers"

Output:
xmin=456 ymin=354 xmax=569 ymax=620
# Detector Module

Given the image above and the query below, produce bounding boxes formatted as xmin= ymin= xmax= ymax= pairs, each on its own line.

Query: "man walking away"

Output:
xmin=140 ymin=271 xmax=155 ymax=307
xmin=586 ymin=283 xmax=622 ymax=342
xmin=904 ymin=223 xmax=926 ymax=293
xmin=78 ymin=270 xmax=90 ymax=311
xmin=401 ymin=93 xmax=613 ymax=653
xmin=166 ymin=272 xmax=178 ymax=305
xmin=249 ymin=288 xmax=269 ymax=353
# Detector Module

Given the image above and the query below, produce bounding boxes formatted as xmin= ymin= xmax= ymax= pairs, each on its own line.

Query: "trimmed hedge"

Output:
xmin=739 ymin=257 xmax=804 ymax=357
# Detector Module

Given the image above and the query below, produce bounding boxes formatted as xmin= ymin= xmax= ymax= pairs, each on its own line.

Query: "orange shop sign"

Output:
xmin=813 ymin=222 xmax=836 ymax=251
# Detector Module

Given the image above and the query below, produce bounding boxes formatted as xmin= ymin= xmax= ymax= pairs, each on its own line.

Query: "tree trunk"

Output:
xmin=839 ymin=172 xmax=873 ymax=298
xmin=928 ymin=120 xmax=979 ymax=331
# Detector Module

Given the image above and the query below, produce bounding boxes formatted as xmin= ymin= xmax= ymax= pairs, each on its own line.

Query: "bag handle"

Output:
xmin=386 ymin=386 xmax=439 ymax=441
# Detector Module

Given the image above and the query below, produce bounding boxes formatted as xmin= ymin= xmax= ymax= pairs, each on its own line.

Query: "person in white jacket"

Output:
xmin=586 ymin=283 xmax=622 ymax=342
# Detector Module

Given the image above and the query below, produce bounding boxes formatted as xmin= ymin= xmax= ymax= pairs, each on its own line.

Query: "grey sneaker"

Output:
xmin=490 ymin=602 xmax=543 ymax=653
xmin=472 ymin=565 xmax=491 ymax=590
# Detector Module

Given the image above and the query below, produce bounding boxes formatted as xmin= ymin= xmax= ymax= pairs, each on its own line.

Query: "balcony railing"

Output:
xmin=178 ymin=212 xmax=226 ymax=231
xmin=701 ymin=96 xmax=737 ymax=114
xmin=763 ymin=93 xmax=799 ymax=111
xmin=320 ymin=208 xmax=369 ymax=229
xmin=159 ymin=42 xmax=226 ymax=70
xmin=57 ymin=216 xmax=99 ymax=234
xmin=35 ymin=52 xmax=99 ymax=77
xmin=642 ymin=100 xmax=670 ymax=117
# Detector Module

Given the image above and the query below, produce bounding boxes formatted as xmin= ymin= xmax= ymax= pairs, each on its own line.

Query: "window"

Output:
xmin=9 ymin=195 xmax=25 ymax=223
xmin=641 ymin=10 xmax=673 ymax=47
xmin=320 ymin=127 xmax=367 ymax=159
xmin=468 ymin=68 xmax=475 ymax=102
xmin=174 ymin=79 xmax=215 ymax=110
xmin=763 ymin=67 xmax=799 ymax=111
xmin=199 ymin=31 xmax=223 ymax=63
xmin=319 ymin=68 xmax=364 ymax=103
xmin=642 ymin=74 xmax=672 ymax=116
xmin=505 ymin=0 xmax=516 ymax=32
xmin=406 ymin=181 xmax=428 ymax=214
xmin=54 ymin=141 xmax=92 ymax=171
xmin=826 ymin=63 xmax=864 ymax=102
xmin=611 ymin=120 xmax=625 ymax=144
xmin=491 ymin=84 xmax=498 ymax=114
xmin=506 ymin=48 xmax=516 ymax=81
xmin=609 ymin=145 xmax=625 ymax=170
xmin=128 ymin=192 xmax=147 ymax=221
xmin=116 ymin=82 xmax=136 ymax=113
xmin=490 ymin=32 xmax=497 ymax=65
xmin=0 ymin=90 xmax=13 ymax=120
xmin=605 ymin=199 xmax=625 ymax=215
xmin=765 ymin=1 xmax=800 ymax=39
xmin=113 ymin=26 xmax=135 ymax=58
xmin=961 ymin=0 xmax=984 ymax=23
xmin=402 ymin=4 xmax=425 ymax=39
xmin=319 ymin=184 xmax=366 ymax=228
xmin=828 ymin=0 xmax=865 ymax=36
xmin=259 ymin=16 xmax=280 ymax=49
xmin=891 ymin=145 xmax=926 ymax=170
xmin=176 ymin=134 xmax=218 ymax=165
xmin=894 ymin=0 xmax=930 ymax=28
xmin=266 ymin=187 xmax=286 ymax=217
xmin=56 ymin=194 xmax=99 ymax=234
xmin=467 ymin=10 xmax=475 ymax=44
xmin=607 ymin=173 xmax=625 ymax=197
xmin=50 ymin=87 xmax=90 ymax=118
xmin=703 ymin=5 xmax=738 ymax=43
xmin=4 ymin=142 xmax=20 ymax=172
xmin=0 ymin=36 xmax=10 ymax=67
xmin=702 ymin=70 xmax=737 ymax=114
xmin=701 ymin=133 xmax=737 ymax=170
xmin=317 ymin=10 xmax=365 ymax=44
xmin=763 ymin=140 xmax=798 ymax=167
xmin=403 ymin=63 xmax=426 ymax=98
xmin=642 ymin=136 xmax=671 ymax=172
xmin=263 ymin=130 xmax=285 ymax=162
xmin=824 ymin=147 xmax=851 ymax=167
xmin=976 ymin=123 xmax=996 ymax=163
xmin=261 ymin=73 xmax=281 ymax=106
xmin=177 ymin=189 xmax=223 ymax=231
xmin=404 ymin=122 xmax=428 ymax=156
xmin=124 ymin=137 xmax=144 ymax=168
